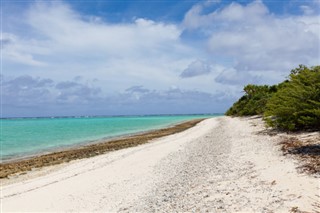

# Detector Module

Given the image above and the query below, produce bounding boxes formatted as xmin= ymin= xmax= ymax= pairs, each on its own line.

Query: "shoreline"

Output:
xmin=1 ymin=116 xmax=318 ymax=212
xmin=1 ymin=118 xmax=202 ymax=163
xmin=0 ymin=118 xmax=205 ymax=178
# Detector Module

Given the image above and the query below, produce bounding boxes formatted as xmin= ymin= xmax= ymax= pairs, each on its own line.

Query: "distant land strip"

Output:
xmin=0 ymin=119 xmax=205 ymax=178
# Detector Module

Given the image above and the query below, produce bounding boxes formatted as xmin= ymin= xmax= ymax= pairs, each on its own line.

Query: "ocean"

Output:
xmin=0 ymin=114 xmax=220 ymax=161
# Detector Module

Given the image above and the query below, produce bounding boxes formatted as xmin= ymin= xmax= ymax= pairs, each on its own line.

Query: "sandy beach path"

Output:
xmin=1 ymin=117 xmax=319 ymax=212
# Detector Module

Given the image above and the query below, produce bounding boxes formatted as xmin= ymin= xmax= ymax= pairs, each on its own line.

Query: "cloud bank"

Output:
xmin=2 ymin=0 xmax=319 ymax=117
xmin=1 ymin=75 xmax=229 ymax=117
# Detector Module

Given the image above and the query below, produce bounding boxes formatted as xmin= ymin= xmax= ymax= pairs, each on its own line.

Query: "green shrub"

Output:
xmin=225 ymin=84 xmax=276 ymax=116
xmin=264 ymin=65 xmax=320 ymax=131
xmin=225 ymin=64 xmax=320 ymax=131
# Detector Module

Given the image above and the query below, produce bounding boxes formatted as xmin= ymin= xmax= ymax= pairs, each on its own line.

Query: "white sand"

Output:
xmin=1 ymin=116 xmax=319 ymax=212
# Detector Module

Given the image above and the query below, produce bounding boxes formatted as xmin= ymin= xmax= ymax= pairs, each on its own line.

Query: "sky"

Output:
xmin=1 ymin=0 xmax=320 ymax=117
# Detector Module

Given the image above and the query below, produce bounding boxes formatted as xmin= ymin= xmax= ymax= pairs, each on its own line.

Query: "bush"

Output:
xmin=225 ymin=65 xmax=320 ymax=131
xmin=264 ymin=65 xmax=320 ymax=131
xmin=225 ymin=84 xmax=277 ymax=116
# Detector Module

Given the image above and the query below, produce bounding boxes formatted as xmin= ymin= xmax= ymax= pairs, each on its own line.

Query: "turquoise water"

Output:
xmin=0 ymin=115 xmax=219 ymax=161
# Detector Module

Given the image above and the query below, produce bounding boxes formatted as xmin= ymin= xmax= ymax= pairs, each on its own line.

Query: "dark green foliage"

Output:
xmin=226 ymin=65 xmax=320 ymax=131
xmin=264 ymin=65 xmax=320 ymax=131
xmin=225 ymin=84 xmax=277 ymax=116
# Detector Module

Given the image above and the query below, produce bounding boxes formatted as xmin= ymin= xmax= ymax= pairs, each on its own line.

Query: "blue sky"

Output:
xmin=1 ymin=0 xmax=320 ymax=117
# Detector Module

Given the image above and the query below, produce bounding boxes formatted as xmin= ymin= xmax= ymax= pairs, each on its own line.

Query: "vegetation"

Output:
xmin=225 ymin=84 xmax=277 ymax=116
xmin=265 ymin=65 xmax=320 ymax=130
xmin=226 ymin=65 xmax=320 ymax=131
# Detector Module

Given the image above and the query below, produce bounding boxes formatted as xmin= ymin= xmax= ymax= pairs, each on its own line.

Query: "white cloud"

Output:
xmin=2 ymin=0 xmax=320 ymax=116
xmin=24 ymin=1 xmax=183 ymax=58
xmin=183 ymin=1 xmax=268 ymax=30
xmin=3 ymin=1 xmax=198 ymax=91
xmin=215 ymin=68 xmax=255 ymax=85
xmin=180 ymin=60 xmax=211 ymax=78
xmin=183 ymin=0 xmax=320 ymax=82
xmin=1 ymin=33 xmax=47 ymax=66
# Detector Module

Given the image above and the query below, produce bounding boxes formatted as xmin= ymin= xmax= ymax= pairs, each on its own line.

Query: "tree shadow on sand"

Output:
xmin=280 ymin=137 xmax=320 ymax=175
xmin=286 ymin=144 xmax=320 ymax=156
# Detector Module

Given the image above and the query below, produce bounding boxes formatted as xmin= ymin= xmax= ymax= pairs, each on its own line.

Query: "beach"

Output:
xmin=1 ymin=116 xmax=319 ymax=212
xmin=0 ymin=118 xmax=205 ymax=178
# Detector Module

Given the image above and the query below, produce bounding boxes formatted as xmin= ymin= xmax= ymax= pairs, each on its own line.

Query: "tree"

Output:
xmin=264 ymin=65 xmax=320 ymax=131
xmin=225 ymin=84 xmax=276 ymax=116
xmin=226 ymin=65 xmax=320 ymax=131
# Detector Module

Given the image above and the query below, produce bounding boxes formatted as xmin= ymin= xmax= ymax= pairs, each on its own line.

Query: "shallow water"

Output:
xmin=0 ymin=114 xmax=221 ymax=160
